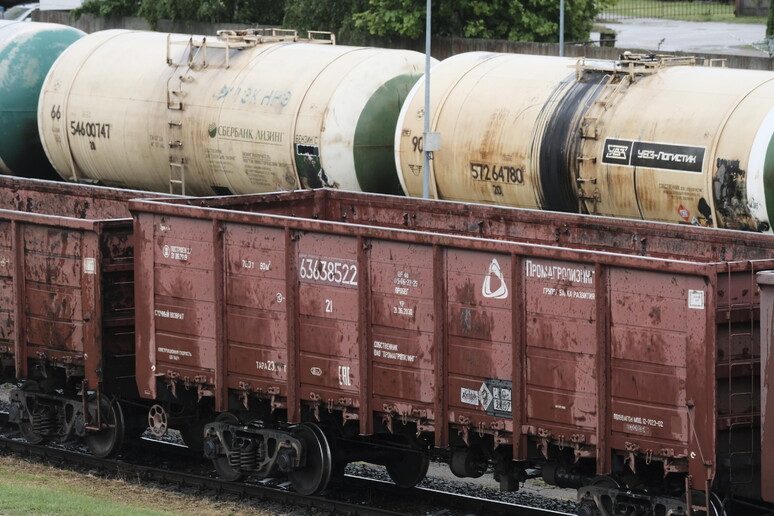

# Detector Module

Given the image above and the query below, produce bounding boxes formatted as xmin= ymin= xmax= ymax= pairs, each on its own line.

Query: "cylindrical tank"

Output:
xmin=39 ymin=29 xmax=428 ymax=196
xmin=0 ymin=21 xmax=84 ymax=179
xmin=395 ymin=52 xmax=774 ymax=233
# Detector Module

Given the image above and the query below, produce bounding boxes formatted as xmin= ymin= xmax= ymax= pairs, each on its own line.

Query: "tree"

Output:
xmin=350 ymin=0 xmax=613 ymax=42
xmin=74 ymin=0 xmax=610 ymax=43
xmin=768 ymin=0 xmax=774 ymax=37
xmin=73 ymin=0 xmax=286 ymax=29
xmin=283 ymin=0 xmax=367 ymax=41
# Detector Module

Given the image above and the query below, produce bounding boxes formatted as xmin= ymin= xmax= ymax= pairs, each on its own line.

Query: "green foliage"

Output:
xmin=283 ymin=0 xmax=366 ymax=40
xmin=350 ymin=0 xmax=614 ymax=42
xmin=768 ymin=0 xmax=774 ymax=36
xmin=73 ymin=0 xmax=610 ymax=42
xmin=72 ymin=0 xmax=285 ymax=29
xmin=72 ymin=0 xmax=138 ymax=20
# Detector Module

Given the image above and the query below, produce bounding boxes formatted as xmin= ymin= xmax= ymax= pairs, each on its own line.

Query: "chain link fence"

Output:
xmin=598 ymin=0 xmax=734 ymax=21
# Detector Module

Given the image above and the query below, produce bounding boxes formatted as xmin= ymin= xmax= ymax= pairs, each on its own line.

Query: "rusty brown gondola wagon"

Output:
xmin=129 ymin=189 xmax=774 ymax=515
xmin=2 ymin=177 xmax=174 ymax=456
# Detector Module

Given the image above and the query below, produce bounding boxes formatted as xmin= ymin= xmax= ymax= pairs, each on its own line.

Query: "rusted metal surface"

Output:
xmin=40 ymin=30 xmax=427 ymax=197
xmin=130 ymin=188 xmax=774 ymax=499
xmin=0 ymin=176 xmax=171 ymax=395
xmin=169 ymin=190 xmax=774 ymax=261
xmin=756 ymin=271 xmax=774 ymax=502
xmin=395 ymin=53 xmax=774 ymax=234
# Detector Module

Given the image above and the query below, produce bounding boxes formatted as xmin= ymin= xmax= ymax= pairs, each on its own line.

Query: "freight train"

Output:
xmin=4 ymin=174 xmax=774 ymax=516
xmin=3 ymin=23 xmax=774 ymax=232
xmin=2 ymin=21 xmax=774 ymax=516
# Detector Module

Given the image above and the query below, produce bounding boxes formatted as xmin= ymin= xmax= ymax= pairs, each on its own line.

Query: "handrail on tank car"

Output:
xmin=575 ymin=53 xmax=698 ymax=80
xmin=166 ymin=28 xmax=335 ymax=69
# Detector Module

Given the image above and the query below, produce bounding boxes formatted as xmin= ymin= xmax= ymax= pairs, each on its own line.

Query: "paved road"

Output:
xmin=598 ymin=18 xmax=768 ymax=56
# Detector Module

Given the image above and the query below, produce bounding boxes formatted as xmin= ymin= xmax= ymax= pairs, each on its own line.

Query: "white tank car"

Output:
xmin=39 ymin=29 xmax=428 ymax=196
xmin=395 ymin=52 xmax=774 ymax=232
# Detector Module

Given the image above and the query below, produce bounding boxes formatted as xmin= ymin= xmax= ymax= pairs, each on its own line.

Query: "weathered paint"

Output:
xmin=353 ymin=73 xmax=422 ymax=195
xmin=395 ymin=54 xmax=774 ymax=233
xmin=39 ymin=30 xmax=428 ymax=196
xmin=748 ymin=105 xmax=774 ymax=232
xmin=536 ymin=71 xmax=609 ymax=212
xmin=0 ymin=21 xmax=84 ymax=179
xmin=0 ymin=176 xmax=171 ymax=395
xmin=757 ymin=271 xmax=774 ymax=503
xmin=131 ymin=188 xmax=774 ymax=499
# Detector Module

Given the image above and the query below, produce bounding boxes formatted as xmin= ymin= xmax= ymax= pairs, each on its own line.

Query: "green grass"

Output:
xmin=600 ymin=0 xmax=767 ymax=23
xmin=0 ymin=481 xmax=175 ymax=516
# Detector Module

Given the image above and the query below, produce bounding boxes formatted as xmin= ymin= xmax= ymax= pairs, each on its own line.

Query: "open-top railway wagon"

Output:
xmin=128 ymin=188 xmax=774 ymax=516
xmin=1 ymin=177 xmax=174 ymax=456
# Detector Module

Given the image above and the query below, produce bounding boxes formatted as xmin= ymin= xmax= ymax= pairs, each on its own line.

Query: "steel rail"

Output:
xmin=0 ymin=429 xmax=573 ymax=516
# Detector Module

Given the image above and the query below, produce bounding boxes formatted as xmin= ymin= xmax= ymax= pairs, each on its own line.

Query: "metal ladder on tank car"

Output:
xmin=162 ymin=28 xmax=335 ymax=195
xmin=573 ymin=55 xmax=692 ymax=213
xmin=573 ymin=53 xmax=726 ymax=216
xmin=165 ymin=35 xmax=191 ymax=195
xmin=575 ymin=54 xmax=699 ymax=142
xmin=574 ymin=62 xmax=635 ymax=213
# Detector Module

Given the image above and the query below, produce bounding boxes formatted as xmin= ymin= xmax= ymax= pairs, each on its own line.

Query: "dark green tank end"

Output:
xmin=764 ymin=130 xmax=774 ymax=231
xmin=353 ymin=73 xmax=422 ymax=195
xmin=0 ymin=22 xmax=84 ymax=180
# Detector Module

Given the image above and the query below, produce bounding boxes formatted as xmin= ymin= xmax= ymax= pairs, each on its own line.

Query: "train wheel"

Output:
xmin=85 ymin=394 xmax=125 ymax=458
xmin=709 ymin=492 xmax=726 ymax=516
xmin=450 ymin=447 xmax=487 ymax=478
xmin=211 ymin=412 xmax=244 ymax=482
xmin=589 ymin=475 xmax=623 ymax=489
xmin=686 ymin=490 xmax=726 ymax=516
xmin=386 ymin=449 xmax=429 ymax=488
xmin=288 ymin=423 xmax=332 ymax=495
xmin=18 ymin=381 xmax=44 ymax=445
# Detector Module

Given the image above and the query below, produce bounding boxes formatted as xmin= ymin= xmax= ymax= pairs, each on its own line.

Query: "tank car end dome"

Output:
xmin=0 ymin=21 xmax=85 ymax=180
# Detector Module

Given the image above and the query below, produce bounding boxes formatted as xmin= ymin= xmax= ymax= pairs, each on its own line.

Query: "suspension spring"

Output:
xmin=32 ymin=409 xmax=57 ymax=434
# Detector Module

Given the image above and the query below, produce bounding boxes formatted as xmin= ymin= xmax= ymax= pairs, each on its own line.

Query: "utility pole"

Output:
xmin=422 ymin=0 xmax=440 ymax=198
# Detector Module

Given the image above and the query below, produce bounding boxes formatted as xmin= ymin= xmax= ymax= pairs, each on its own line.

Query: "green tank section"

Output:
xmin=0 ymin=21 xmax=84 ymax=179
xmin=353 ymin=73 xmax=423 ymax=195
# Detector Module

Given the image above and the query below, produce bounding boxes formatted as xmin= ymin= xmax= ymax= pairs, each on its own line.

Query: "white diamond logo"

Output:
xmin=479 ymin=383 xmax=493 ymax=411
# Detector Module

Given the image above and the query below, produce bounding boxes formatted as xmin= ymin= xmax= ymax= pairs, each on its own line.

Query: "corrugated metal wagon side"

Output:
xmin=131 ymin=189 xmax=774 ymax=511
xmin=3 ymin=177 xmax=173 ymax=457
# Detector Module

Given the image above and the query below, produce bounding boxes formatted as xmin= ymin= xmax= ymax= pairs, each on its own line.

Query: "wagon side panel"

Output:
xmin=446 ymin=250 xmax=514 ymax=441
xmin=608 ymin=268 xmax=714 ymax=482
xmin=295 ymin=232 xmax=362 ymax=412
xmin=223 ymin=223 xmax=289 ymax=408
xmin=148 ymin=216 xmax=219 ymax=404
xmin=523 ymin=258 xmax=599 ymax=454
xmin=369 ymin=240 xmax=436 ymax=429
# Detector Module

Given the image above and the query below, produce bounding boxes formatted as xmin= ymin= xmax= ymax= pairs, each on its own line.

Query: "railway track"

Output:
xmin=0 ymin=416 xmax=575 ymax=516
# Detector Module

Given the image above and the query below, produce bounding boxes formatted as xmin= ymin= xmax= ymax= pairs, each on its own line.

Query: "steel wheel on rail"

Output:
xmin=685 ymin=490 xmax=726 ymax=516
xmin=211 ymin=412 xmax=245 ymax=482
xmin=386 ymin=449 xmax=430 ymax=488
xmin=288 ymin=422 xmax=333 ymax=496
xmin=85 ymin=394 xmax=125 ymax=458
